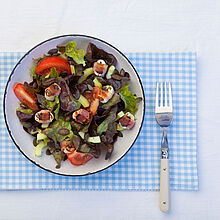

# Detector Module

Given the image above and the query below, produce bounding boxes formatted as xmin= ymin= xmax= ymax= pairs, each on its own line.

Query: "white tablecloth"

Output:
xmin=0 ymin=0 xmax=219 ymax=219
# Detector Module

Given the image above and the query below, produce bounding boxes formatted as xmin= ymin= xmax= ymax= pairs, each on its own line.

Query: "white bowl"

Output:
xmin=4 ymin=35 xmax=145 ymax=176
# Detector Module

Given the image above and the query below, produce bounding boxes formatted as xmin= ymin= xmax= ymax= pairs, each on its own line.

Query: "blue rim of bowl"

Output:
xmin=3 ymin=34 xmax=146 ymax=177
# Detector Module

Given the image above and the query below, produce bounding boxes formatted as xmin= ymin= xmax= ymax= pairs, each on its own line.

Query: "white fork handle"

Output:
xmin=160 ymin=158 xmax=170 ymax=212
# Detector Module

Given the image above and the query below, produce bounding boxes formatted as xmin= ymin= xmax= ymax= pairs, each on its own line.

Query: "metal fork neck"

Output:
xmin=161 ymin=128 xmax=169 ymax=159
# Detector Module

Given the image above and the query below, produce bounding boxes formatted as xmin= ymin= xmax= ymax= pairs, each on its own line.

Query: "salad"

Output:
xmin=14 ymin=41 xmax=142 ymax=168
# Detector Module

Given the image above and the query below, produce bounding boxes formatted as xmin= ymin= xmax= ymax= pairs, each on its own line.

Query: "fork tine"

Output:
xmin=164 ymin=82 xmax=167 ymax=106
xmin=169 ymin=82 xmax=172 ymax=108
xmin=160 ymin=82 xmax=163 ymax=107
xmin=156 ymin=82 xmax=159 ymax=108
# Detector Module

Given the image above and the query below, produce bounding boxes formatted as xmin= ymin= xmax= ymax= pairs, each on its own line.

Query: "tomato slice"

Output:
xmin=35 ymin=57 xmax=71 ymax=75
xmin=67 ymin=150 xmax=93 ymax=166
xmin=14 ymin=83 xmax=38 ymax=111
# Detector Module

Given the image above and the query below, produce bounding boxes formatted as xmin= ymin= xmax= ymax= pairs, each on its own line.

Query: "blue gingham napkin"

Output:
xmin=0 ymin=52 xmax=198 ymax=191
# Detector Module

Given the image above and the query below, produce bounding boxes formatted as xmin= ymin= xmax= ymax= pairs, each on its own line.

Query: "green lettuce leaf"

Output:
xmin=44 ymin=118 xmax=74 ymax=144
xmin=52 ymin=119 xmax=73 ymax=143
xmin=45 ymin=67 xmax=60 ymax=78
xmin=54 ymin=102 xmax=60 ymax=120
xmin=65 ymin=41 xmax=86 ymax=66
xmin=97 ymin=106 xmax=117 ymax=135
xmin=52 ymin=150 xmax=66 ymax=168
xmin=46 ymin=96 xmax=60 ymax=116
xmin=34 ymin=131 xmax=50 ymax=157
xmin=42 ymin=127 xmax=57 ymax=145
xmin=119 ymin=84 xmax=138 ymax=116
xmin=101 ymin=93 xmax=121 ymax=108
xmin=16 ymin=107 xmax=33 ymax=114
xmin=34 ymin=140 xmax=49 ymax=157
xmin=30 ymin=65 xmax=38 ymax=79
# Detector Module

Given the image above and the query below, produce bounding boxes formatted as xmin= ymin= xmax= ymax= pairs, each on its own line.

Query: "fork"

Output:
xmin=155 ymin=82 xmax=173 ymax=212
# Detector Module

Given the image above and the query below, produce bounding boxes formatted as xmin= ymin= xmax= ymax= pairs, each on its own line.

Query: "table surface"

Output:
xmin=0 ymin=0 xmax=220 ymax=219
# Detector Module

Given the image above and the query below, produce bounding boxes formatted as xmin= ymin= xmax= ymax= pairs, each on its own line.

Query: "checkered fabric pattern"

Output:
xmin=0 ymin=52 xmax=198 ymax=191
